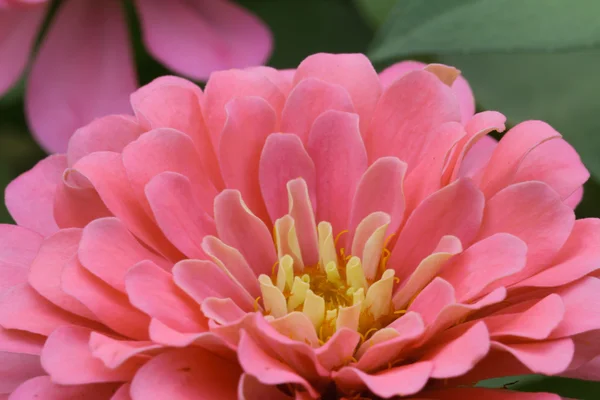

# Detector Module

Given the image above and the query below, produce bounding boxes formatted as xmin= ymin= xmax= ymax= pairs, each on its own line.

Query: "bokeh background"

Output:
xmin=1 ymin=0 xmax=599 ymax=397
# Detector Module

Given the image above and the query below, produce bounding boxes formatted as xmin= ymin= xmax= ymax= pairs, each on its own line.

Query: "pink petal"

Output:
xmin=111 ymin=384 xmax=133 ymax=400
xmin=0 ymin=327 xmax=44 ymax=356
xmin=478 ymin=181 xmax=575 ymax=283
xmin=388 ymin=179 xmax=484 ymax=283
xmin=125 ymin=260 xmax=206 ymax=333
xmin=238 ymin=373 xmax=291 ymax=400
xmin=145 ymin=172 xmax=216 ymax=259
xmin=491 ymin=339 xmax=574 ymax=375
xmin=214 ymin=190 xmax=277 ymax=277
xmin=348 ymin=157 xmax=407 ymax=246
xmin=73 ymin=152 xmax=180 ymax=260
xmin=456 ymin=134 xmax=498 ymax=179
xmin=314 ymin=329 xmax=361 ymax=371
xmin=9 ymin=376 xmax=120 ymax=400
xmin=201 ymin=236 xmax=260 ymax=298
xmin=61 ymin=257 xmax=150 ymax=341
xmin=484 ymin=294 xmax=564 ymax=340
xmin=242 ymin=315 xmax=328 ymax=380
xmin=259 ymin=134 xmax=316 ymax=223
xmin=246 ymin=66 xmax=293 ymax=97
xmin=355 ymin=312 xmax=425 ymax=372
xmin=551 ymin=277 xmax=600 ymax=338
xmin=173 ymin=259 xmax=255 ymax=312
xmin=26 ymin=0 xmax=136 ymax=153
xmin=514 ymin=138 xmax=589 ymax=202
xmin=479 ymin=121 xmax=561 ymax=198
xmin=41 ymin=326 xmax=143 ymax=385
xmin=517 ymin=219 xmax=600 ymax=288
xmin=421 ymin=322 xmax=490 ymax=379
xmin=237 ymin=331 xmax=318 ymax=398
xmin=307 ymin=110 xmax=367 ymax=235
xmin=280 ymin=78 xmax=355 ymax=144
xmin=122 ymin=128 xmax=217 ymax=217
xmin=129 ymin=347 xmax=241 ymax=400
xmin=219 ymin=96 xmax=277 ymax=221
xmin=334 ymin=362 xmax=432 ymax=398
xmin=408 ymin=278 xmax=456 ymax=326
xmin=392 ymin=236 xmax=462 ymax=310
xmin=268 ymin=312 xmax=320 ymax=348
xmin=0 ymin=353 xmax=43 ymax=395
xmin=28 ymin=229 xmax=94 ymax=319
xmin=438 ymin=233 xmax=527 ymax=302
xmin=350 ymin=212 xmax=391 ymax=279
xmin=201 ymin=297 xmax=247 ymax=325
xmin=130 ymin=76 xmax=222 ymax=189
xmin=147 ymin=317 xmax=232 ymax=352
xmin=421 ymin=287 xmax=507 ymax=343
xmin=565 ymin=186 xmax=584 ymax=209
xmin=449 ymin=111 xmax=506 ymax=182
xmin=566 ymin=330 xmax=600 ymax=372
xmin=564 ymin=352 xmax=600 ymax=381
xmin=53 ymin=169 xmax=112 ymax=229
xmin=66 ymin=115 xmax=143 ymax=166
xmin=378 ymin=60 xmax=426 ymax=87
xmin=5 ymin=155 xmax=66 ymax=237
xmin=202 ymin=69 xmax=286 ymax=147
xmin=294 ymin=53 xmax=381 ymax=135
xmin=367 ymin=69 xmax=461 ymax=166
xmin=403 ymin=121 xmax=466 ymax=211
xmin=88 ymin=333 xmax=162 ymax=369
xmin=135 ymin=0 xmax=272 ymax=80
xmin=0 ymin=4 xmax=46 ymax=95
xmin=286 ymin=178 xmax=320 ymax=266
xmin=79 ymin=217 xmax=170 ymax=293
xmin=378 ymin=60 xmax=475 ymax=124
xmin=0 ymin=284 xmax=96 ymax=336
xmin=0 ymin=225 xmax=43 ymax=292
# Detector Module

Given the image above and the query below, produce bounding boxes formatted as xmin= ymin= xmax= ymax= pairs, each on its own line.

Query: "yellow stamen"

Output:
xmin=276 ymin=255 xmax=294 ymax=291
xmin=325 ymin=261 xmax=342 ymax=286
xmin=334 ymin=229 xmax=349 ymax=246
xmin=260 ymin=216 xmax=409 ymax=345
xmin=287 ymin=276 xmax=310 ymax=311
xmin=346 ymin=257 xmax=368 ymax=290
xmin=303 ymin=289 xmax=325 ymax=329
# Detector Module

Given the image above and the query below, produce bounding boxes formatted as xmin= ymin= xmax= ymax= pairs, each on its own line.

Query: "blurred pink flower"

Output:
xmin=1 ymin=54 xmax=597 ymax=399
xmin=0 ymin=0 xmax=272 ymax=153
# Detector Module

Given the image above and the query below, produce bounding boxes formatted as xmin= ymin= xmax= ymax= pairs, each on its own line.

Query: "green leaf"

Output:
xmin=478 ymin=375 xmax=600 ymax=399
xmin=369 ymin=0 xmax=600 ymax=62
xmin=0 ymin=76 xmax=25 ymax=107
xmin=509 ymin=376 xmax=600 ymax=399
xmin=576 ymin=179 xmax=600 ymax=219
xmin=353 ymin=0 xmax=397 ymax=27
xmin=440 ymin=49 xmax=600 ymax=180
xmin=0 ymin=166 xmax=12 ymax=224
xmin=237 ymin=0 xmax=373 ymax=69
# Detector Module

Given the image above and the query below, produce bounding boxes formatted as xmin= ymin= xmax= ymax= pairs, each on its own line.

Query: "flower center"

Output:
xmin=258 ymin=221 xmax=401 ymax=344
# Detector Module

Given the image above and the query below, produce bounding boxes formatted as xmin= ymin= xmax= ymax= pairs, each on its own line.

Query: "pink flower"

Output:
xmin=1 ymin=54 xmax=597 ymax=399
xmin=0 ymin=0 xmax=272 ymax=154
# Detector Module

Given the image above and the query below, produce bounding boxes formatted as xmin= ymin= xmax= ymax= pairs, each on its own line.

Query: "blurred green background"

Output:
xmin=1 ymin=0 xmax=600 ymax=397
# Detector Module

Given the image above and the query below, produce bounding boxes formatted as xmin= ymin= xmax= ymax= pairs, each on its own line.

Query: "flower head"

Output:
xmin=0 ymin=0 xmax=272 ymax=153
xmin=1 ymin=53 xmax=598 ymax=399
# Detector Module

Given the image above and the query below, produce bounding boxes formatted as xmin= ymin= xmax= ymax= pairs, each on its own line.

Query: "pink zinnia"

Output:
xmin=1 ymin=53 xmax=599 ymax=399
xmin=0 ymin=0 xmax=272 ymax=154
